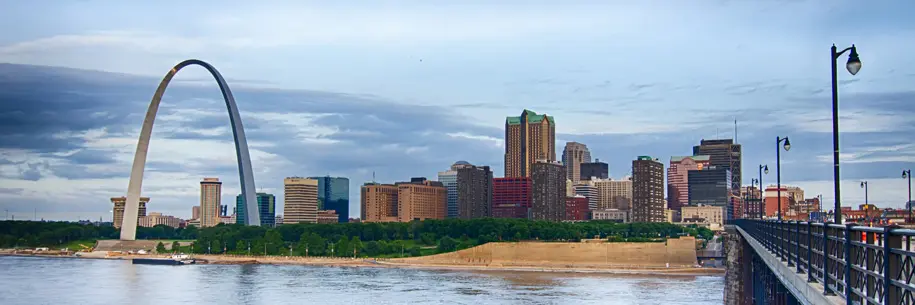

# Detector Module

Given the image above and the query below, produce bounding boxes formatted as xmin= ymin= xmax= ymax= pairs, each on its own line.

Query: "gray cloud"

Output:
xmin=1 ymin=63 xmax=912 ymax=217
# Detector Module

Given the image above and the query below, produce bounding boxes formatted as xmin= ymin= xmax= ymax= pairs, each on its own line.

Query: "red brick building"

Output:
xmin=565 ymin=195 xmax=589 ymax=221
xmin=492 ymin=177 xmax=531 ymax=219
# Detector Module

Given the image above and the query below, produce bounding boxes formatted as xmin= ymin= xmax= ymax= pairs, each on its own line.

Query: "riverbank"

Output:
xmin=0 ymin=252 xmax=723 ymax=276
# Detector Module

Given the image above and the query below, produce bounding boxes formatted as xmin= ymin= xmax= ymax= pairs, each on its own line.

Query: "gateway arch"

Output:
xmin=120 ymin=59 xmax=260 ymax=241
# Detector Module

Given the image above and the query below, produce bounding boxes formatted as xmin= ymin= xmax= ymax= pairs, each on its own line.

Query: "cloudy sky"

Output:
xmin=1 ymin=0 xmax=914 ymax=221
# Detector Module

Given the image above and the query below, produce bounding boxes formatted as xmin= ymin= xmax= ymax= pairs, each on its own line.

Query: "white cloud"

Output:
xmin=815 ymin=144 xmax=915 ymax=164
xmin=446 ymin=132 xmax=502 ymax=148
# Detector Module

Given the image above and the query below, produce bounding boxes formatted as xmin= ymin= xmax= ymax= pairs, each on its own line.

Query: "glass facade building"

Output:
xmin=687 ymin=166 xmax=733 ymax=219
xmin=236 ymin=192 xmax=276 ymax=227
xmin=308 ymin=176 xmax=350 ymax=223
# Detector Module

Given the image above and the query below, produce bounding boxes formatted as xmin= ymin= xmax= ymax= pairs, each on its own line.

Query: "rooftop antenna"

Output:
xmin=372 ymin=171 xmax=376 ymax=183
xmin=734 ymin=118 xmax=738 ymax=142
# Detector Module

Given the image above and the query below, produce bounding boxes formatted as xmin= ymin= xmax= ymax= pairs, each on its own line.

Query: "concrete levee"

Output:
xmin=392 ymin=237 xmax=698 ymax=268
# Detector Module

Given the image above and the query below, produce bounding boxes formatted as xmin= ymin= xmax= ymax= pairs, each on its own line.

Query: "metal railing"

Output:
xmin=733 ymin=219 xmax=915 ymax=305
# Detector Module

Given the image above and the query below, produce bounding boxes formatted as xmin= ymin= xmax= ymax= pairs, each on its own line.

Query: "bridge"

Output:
xmin=724 ymin=220 xmax=915 ymax=305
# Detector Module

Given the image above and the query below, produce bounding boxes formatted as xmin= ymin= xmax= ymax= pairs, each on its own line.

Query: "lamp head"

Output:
xmin=764 ymin=165 xmax=769 ymax=174
xmin=904 ymin=170 xmax=909 ymax=179
xmin=782 ymin=137 xmax=791 ymax=151
xmin=860 ymin=181 xmax=866 ymax=188
xmin=846 ymin=45 xmax=862 ymax=75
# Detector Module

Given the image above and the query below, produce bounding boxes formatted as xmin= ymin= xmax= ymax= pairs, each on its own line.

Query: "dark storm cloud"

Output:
xmin=0 ymin=63 xmax=505 ymax=188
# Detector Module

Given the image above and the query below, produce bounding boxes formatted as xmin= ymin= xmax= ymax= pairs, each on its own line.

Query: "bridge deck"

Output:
xmin=733 ymin=225 xmax=846 ymax=305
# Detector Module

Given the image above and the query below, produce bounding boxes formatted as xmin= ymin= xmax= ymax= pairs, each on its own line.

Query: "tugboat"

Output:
xmin=132 ymin=254 xmax=196 ymax=266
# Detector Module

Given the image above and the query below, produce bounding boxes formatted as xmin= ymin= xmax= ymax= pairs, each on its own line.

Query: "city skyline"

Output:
xmin=1 ymin=1 xmax=914 ymax=220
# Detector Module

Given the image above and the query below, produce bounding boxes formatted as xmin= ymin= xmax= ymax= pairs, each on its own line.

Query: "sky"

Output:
xmin=1 ymin=0 xmax=914 ymax=221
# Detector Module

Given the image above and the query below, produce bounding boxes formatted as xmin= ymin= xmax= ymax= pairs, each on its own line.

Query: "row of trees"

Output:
xmin=189 ymin=218 xmax=712 ymax=257
xmin=0 ymin=221 xmax=199 ymax=248
xmin=1 ymin=219 xmax=714 ymax=257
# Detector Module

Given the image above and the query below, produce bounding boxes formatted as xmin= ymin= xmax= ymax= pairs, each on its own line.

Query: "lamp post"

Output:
xmin=831 ymin=43 xmax=862 ymax=223
xmin=760 ymin=165 xmax=768 ymax=218
xmin=904 ymin=169 xmax=912 ymax=224
xmin=860 ymin=181 xmax=869 ymax=225
xmin=777 ymin=137 xmax=791 ymax=221
xmin=747 ymin=178 xmax=762 ymax=219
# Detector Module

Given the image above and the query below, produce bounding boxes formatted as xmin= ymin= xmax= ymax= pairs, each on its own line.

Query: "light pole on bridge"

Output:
xmin=904 ymin=170 xmax=912 ymax=224
xmin=776 ymin=137 xmax=791 ymax=221
xmin=760 ymin=165 xmax=768 ymax=219
xmin=860 ymin=181 xmax=869 ymax=225
xmin=830 ymin=43 xmax=862 ymax=224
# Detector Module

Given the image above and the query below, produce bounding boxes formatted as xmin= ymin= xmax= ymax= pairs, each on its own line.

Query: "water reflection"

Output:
xmin=0 ymin=257 xmax=723 ymax=305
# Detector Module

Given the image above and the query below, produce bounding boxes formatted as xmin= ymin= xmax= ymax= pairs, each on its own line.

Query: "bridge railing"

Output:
xmin=733 ymin=219 xmax=915 ymax=305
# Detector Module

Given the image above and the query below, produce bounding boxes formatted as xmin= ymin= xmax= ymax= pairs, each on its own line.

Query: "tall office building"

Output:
xmin=235 ymin=192 xmax=276 ymax=227
xmin=693 ymin=139 xmax=741 ymax=196
xmin=580 ymin=160 xmax=609 ymax=181
xmin=284 ymin=177 xmax=318 ymax=224
xmin=530 ymin=161 xmax=565 ymax=221
xmin=361 ymin=183 xmax=399 ymax=222
xmin=309 ymin=176 xmax=350 ymax=223
xmin=396 ymin=178 xmax=447 ymax=222
xmin=573 ymin=182 xmax=599 ymax=211
xmin=457 ymin=164 xmax=493 ymax=219
xmin=438 ymin=161 xmax=473 ymax=218
xmin=112 ymin=196 xmax=149 ymax=229
xmin=200 ymin=178 xmax=222 ymax=228
xmin=687 ymin=166 xmax=733 ymax=219
xmin=561 ymin=142 xmax=591 ymax=183
xmin=632 ymin=157 xmax=665 ymax=223
xmin=668 ymin=155 xmax=711 ymax=211
xmin=504 ymin=109 xmax=556 ymax=177
xmin=492 ymin=177 xmax=532 ymax=219
xmin=191 ymin=205 xmax=200 ymax=220
xmin=593 ymin=178 xmax=633 ymax=210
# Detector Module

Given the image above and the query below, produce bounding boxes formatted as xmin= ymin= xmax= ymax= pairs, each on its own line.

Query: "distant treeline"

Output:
xmin=0 ymin=219 xmax=713 ymax=257
xmin=0 ymin=221 xmax=199 ymax=248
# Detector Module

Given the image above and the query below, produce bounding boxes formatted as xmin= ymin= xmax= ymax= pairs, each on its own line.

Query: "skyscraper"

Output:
xmin=693 ymin=139 xmax=741 ymax=196
xmin=504 ymin=109 xmax=556 ymax=178
xmin=191 ymin=205 xmax=200 ymax=220
xmin=632 ymin=157 xmax=665 ymax=223
xmin=561 ymin=142 xmax=591 ymax=183
xmin=530 ymin=161 xmax=565 ymax=221
xmin=438 ymin=161 xmax=472 ymax=218
xmin=361 ymin=182 xmax=399 ymax=222
xmin=492 ymin=177 xmax=532 ymax=219
xmin=284 ymin=177 xmax=318 ymax=224
xmin=457 ymin=164 xmax=493 ymax=219
xmin=112 ymin=196 xmax=148 ymax=229
xmin=580 ymin=160 xmax=609 ymax=181
xmin=309 ymin=176 xmax=350 ymax=223
xmin=236 ymin=192 xmax=276 ymax=227
xmin=668 ymin=155 xmax=711 ymax=211
xmin=200 ymin=178 xmax=222 ymax=228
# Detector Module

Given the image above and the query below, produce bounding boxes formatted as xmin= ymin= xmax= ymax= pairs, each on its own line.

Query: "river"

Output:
xmin=0 ymin=256 xmax=723 ymax=304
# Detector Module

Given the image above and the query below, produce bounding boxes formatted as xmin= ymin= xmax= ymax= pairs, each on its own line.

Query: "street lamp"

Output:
xmin=747 ymin=178 xmax=762 ymax=219
xmin=777 ymin=137 xmax=791 ymax=221
xmin=760 ymin=165 xmax=768 ymax=218
xmin=860 ymin=181 xmax=869 ymax=225
xmin=831 ymin=43 xmax=862 ymax=224
xmin=904 ymin=170 xmax=912 ymax=224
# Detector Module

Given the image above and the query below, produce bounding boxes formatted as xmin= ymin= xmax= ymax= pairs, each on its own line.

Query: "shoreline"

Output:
xmin=0 ymin=252 xmax=724 ymax=276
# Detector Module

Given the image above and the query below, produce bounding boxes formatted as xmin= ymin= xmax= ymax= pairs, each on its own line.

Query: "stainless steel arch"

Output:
xmin=120 ymin=59 xmax=260 ymax=240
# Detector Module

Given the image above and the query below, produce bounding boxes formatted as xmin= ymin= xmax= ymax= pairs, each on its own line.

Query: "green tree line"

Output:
xmin=1 ymin=219 xmax=713 ymax=257
xmin=0 ymin=221 xmax=198 ymax=248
